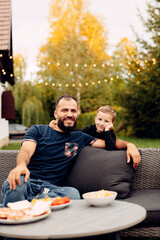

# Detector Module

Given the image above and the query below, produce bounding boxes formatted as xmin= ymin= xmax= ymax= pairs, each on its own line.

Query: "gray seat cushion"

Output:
xmin=65 ymin=146 xmax=137 ymax=199
xmin=122 ymin=189 xmax=160 ymax=227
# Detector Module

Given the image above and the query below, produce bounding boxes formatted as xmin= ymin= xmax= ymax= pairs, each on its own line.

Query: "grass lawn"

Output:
xmin=1 ymin=137 xmax=160 ymax=150
xmin=117 ymin=136 xmax=160 ymax=148
xmin=1 ymin=141 xmax=21 ymax=150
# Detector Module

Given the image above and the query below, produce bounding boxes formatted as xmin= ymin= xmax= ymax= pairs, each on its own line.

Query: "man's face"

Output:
xmin=95 ymin=111 xmax=113 ymax=133
xmin=54 ymin=98 xmax=78 ymax=132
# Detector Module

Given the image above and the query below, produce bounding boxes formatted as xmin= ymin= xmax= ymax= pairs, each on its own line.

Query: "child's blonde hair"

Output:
xmin=97 ymin=105 xmax=116 ymax=121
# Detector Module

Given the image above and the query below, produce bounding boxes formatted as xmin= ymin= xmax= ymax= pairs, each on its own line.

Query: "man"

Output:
xmin=2 ymin=95 xmax=141 ymax=207
xmin=49 ymin=105 xmax=117 ymax=150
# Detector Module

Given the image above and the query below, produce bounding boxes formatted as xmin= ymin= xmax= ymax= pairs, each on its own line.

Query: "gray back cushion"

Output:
xmin=65 ymin=146 xmax=137 ymax=199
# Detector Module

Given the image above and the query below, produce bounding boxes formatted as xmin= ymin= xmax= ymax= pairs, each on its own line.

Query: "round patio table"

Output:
xmin=0 ymin=200 xmax=146 ymax=240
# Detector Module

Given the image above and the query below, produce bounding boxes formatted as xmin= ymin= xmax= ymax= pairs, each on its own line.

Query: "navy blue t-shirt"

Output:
xmin=23 ymin=125 xmax=97 ymax=185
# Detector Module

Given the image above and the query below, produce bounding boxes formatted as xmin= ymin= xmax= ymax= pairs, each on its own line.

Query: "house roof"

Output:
xmin=0 ymin=0 xmax=14 ymax=85
xmin=0 ymin=0 xmax=11 ymax=51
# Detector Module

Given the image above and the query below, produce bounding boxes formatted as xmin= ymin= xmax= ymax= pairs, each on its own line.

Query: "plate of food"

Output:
xmin=31 ymin=196 xmax=71 ymax=211
xmin=50 ymin=197 xmax=71 ymax=210
xmin=0 ymin=200 xmax=51 ymax=224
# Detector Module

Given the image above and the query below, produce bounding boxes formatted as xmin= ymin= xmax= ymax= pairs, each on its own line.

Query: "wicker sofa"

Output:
xmin=0 ymin=148 xmax=160 ymax=239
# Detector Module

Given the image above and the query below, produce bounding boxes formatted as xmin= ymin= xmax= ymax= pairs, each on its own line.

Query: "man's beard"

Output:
xmin=57 ymin=117 xmax=77 ymax=133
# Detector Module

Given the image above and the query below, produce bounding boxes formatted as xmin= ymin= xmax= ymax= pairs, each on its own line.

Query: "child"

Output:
xmin=49 ymin=105 xmax=116 ymax=150
xmin=80 ymin=105 xmax=116 ymax=150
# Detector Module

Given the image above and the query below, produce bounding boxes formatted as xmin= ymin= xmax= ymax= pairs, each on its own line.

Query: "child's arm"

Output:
xmin=49 ymin=120 xmax=57 ymax=129
xmin=105 ymin=130 xmax=116 ymax=150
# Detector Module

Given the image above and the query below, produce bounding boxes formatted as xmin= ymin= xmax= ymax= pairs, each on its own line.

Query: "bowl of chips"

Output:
xmin=82 ymin=189 xmax=117 ymax=207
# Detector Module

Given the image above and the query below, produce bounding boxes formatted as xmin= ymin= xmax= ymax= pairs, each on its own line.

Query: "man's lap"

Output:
xmin=2 ymin=175 xmax=80 ymax=207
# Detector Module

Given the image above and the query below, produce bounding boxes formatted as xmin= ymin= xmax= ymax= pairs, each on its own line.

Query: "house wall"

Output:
xmin=0 ymin=83 xmax=9 ymax=148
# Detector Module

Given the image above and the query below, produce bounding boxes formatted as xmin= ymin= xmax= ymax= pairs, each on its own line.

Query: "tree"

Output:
xmin=37 ymin=0 xmax=111 ymax=113
xmin=115 ymin=0 xmax=160 ymax=138
xmin=9 ymin=54 xmax=49 ymax=126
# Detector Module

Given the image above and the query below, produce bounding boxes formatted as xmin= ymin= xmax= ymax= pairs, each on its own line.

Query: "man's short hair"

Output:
xmin=97 ymin=105 xmax=116 ymax=121
xmin=55 ymin=95 xmax=78 ymax=109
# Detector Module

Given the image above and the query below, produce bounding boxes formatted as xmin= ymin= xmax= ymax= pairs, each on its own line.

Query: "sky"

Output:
xmin=12 ymin=0 xmax=149 ymax=80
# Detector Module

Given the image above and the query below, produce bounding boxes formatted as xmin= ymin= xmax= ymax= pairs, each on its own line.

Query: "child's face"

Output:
xmin=95 ymin=111 xmax=113 ymax=133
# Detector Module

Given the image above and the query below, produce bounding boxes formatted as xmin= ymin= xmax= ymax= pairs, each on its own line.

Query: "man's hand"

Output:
xmin=8 ymin=166 xmax=30 ymax=190
xmin=126 ymin=143 xmax=141 ymax=169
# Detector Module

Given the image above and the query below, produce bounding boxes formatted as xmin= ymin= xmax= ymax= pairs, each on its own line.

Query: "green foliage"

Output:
xmin=113 ymin=0 xmax=160 ymax=138
xmin=22 ymin=96 xmax=45 ymax=126
xmin=77 ymin=111 xmax=96 ymax=129
xmin=37 ymin=83 xmax=57 ymax=121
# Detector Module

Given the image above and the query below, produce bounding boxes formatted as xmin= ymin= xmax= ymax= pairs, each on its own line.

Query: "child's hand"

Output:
xmin=49 ymin=120 xmax=57 ymax=129
xmin=105 ymin=123 xmax=114 ymax=131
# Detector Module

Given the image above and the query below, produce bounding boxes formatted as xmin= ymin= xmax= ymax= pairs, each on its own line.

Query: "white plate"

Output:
xmin=51 ymin=201 xmax=71 ymax=210
xmin=0 ymin=210 xmax=51 ymax=225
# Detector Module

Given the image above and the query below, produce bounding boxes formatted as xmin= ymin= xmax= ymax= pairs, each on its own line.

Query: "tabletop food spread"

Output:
xmin=0 ymin=190 xmax=116 ymax=224
xmin=0 ymin=196 xmax=71 ymax=223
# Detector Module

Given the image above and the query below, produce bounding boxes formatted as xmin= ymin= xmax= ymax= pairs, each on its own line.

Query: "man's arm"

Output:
xmin=115 ymin=139 xmax=141 ymax=169
xmin=91 ymin=138 xmax=141 ymax=169
xmin=8 ymin=141 xmax=36 ymax=190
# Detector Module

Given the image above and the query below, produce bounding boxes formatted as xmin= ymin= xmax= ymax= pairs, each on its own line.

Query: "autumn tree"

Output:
xmin=37 ymin=0 xmax=111 ymax=113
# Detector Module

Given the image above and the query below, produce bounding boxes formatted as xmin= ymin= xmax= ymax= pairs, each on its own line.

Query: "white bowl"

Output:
xmin=82 ymin=190 xmax=117 ymax=207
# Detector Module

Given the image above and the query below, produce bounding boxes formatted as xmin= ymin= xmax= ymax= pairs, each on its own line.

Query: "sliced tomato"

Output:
xmin=51 ymin=197 xmax=70 ymax=206
xmin=63 ymin=197 xmax=70 ymax=203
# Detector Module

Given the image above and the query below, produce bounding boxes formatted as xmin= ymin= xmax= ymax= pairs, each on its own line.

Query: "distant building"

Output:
xmin=0 ymin=0 xmax=15 ymax=148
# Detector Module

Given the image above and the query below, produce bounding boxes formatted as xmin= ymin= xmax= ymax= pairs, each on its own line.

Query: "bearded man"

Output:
xmin=2 ymin=95 xmax=141 ymax=206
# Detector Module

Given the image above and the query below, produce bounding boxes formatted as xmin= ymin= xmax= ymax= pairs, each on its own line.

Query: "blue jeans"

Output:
xmin=2 ymin=175 xmax=80 ymax=207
